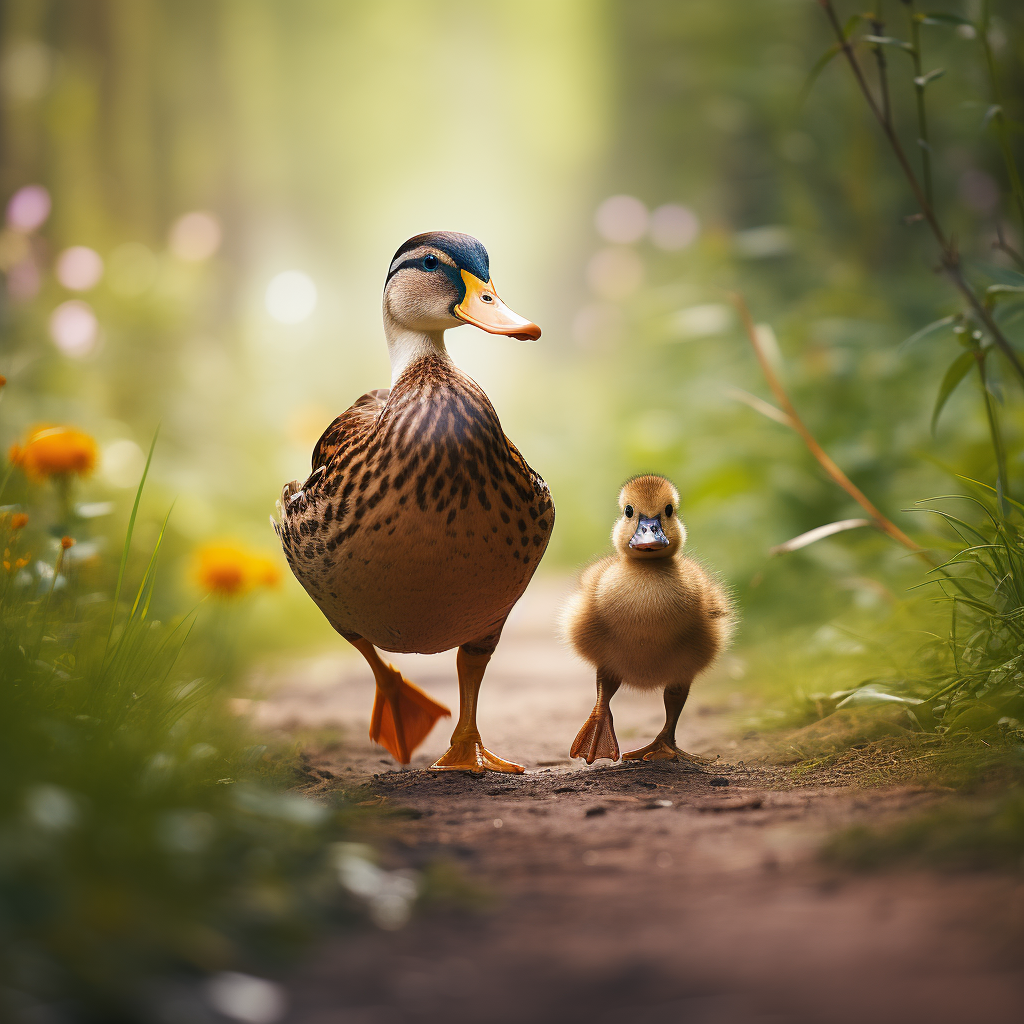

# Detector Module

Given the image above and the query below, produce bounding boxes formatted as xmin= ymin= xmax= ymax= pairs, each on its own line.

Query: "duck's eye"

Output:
xmin=481 ymin=293 xmax=494 ymax=303
xmin=422 ymin=255 xmax=438 ymax=270
xmin=624 ymin=505 xmax=634 ymax=519
xmin=665 ymin=504 xmax=673 ymax=518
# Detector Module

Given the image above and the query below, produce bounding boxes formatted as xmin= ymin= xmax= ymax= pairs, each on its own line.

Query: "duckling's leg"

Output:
xmin=570 ymin=669 xmax=622 ymax=764
xmin=622 ymin=680 xmax=717 ymax=765
xmin=430 ymin=639 xmax=525 ymax=774
xmin=350 ymin=638 xmax=451 ymax=765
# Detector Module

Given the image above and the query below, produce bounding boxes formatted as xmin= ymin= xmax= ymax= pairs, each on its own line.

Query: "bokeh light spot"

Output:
xmin=1 ymin=40 xmax=52 ymax=101
xmin=649 ymin=204 xmax=700 ymax=251
xmin=101 ymin=439 xmax=146 ymax=489
xmin=205 ymin=972 xmax=287 ymax=1024
xmin=169 ymin=211 xmax=222 ymax=261
xmin=594 ymin=194 xmax=648 ymax=244
xmin=672 ymin=303 xmax=731 ymax=339
xmin=49 ymin=300 xmax=99 ymax=357
xmin=265 ymin=270 xmax=317 ymax=324
xmin=56 ymin=246 xmax=104 ymax=291
xmin=586 ymin=247 xmax=644 ymax=301
xmin=6 ymin=184 xmax=50 ymax=233
xmin=7 ymin=259 xmax=40 ymax=301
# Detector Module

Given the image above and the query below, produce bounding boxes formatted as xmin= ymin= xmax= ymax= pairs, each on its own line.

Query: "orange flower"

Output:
xmin=60 ymin=535 xmax=75 ymax=549
xmin=0 ymin=374 xmax=6 ymax=387
xmin=10 ymin=513 xmax=28 ymax=530
xmin=191 ymin=542 xmax=282 ymax=598
xmin=9 ymin=425 xmax=98 ymax=482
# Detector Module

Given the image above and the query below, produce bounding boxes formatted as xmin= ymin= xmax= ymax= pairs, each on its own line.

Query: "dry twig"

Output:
xmin=731 ymin=293 xmax=931 ymax=564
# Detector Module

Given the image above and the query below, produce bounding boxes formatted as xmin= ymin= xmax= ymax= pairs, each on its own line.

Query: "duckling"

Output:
xmin=274 ymin=232 xmax=553 ymax=774
xmin=561 ymin=474 xmax=733 ymax=764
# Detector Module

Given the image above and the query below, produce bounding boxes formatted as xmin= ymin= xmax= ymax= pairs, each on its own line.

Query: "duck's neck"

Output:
xmin=384 ymin=313 xmax=452 ymax=387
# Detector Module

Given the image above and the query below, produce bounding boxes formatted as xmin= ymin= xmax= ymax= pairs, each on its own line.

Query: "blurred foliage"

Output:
xmin=2 ymin=3 xmax=1024 ymax=997
xmin=825 ymin=787 xmax=1024 ymax=870
xmin=0 ymin=444 xmax=382 ymax=1021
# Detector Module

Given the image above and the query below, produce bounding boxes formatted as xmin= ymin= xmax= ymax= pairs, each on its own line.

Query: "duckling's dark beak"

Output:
xmin=454 ymin=270 xmax=542 ymax=341
xmin=629 ymin=515 xmax=670 ymax=551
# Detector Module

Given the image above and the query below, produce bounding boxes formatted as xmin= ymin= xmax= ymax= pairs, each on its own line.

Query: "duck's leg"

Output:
xmin=622 ymin=679 xmax=717 ymax=765
xmin=570 ymin=669 xmax=622 ymax=764
xmin=349 ymin=637 xmax=451 ymax=765
xmin=431 ymin=633 xmax=524 ymax=774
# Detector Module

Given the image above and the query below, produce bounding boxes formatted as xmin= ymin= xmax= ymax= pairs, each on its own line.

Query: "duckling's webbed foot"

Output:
xmin=570 ymin=669 xmax=621 ymax=764
xmin=621 ymin=679 xmax=716 ymax=766
xmin=622 ymin=736 xmax=717 ymax=765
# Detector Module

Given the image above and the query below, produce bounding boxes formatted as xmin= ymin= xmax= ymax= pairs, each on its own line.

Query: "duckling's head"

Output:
xmin=612 ymin=474 xmax=685 ymax=560
xmin=383 ymin=231 xmax=541 ymax=340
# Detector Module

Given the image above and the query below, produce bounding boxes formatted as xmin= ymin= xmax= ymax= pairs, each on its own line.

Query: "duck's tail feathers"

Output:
xmin=369 ymin=673 xmax=451 ymax=765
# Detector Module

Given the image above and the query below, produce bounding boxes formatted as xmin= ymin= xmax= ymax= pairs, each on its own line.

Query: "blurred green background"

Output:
xmin=1 ymin=0 xmax=1022 ymax=652
xmin=5 ymin=1 xmax=1024 ymax=1017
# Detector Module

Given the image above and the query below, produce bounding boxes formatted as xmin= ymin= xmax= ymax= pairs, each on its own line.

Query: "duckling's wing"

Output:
xmin=311 ymin=387 xmax=390 ymax=471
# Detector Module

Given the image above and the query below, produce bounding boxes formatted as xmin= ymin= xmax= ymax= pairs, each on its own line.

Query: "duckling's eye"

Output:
xmin=422 ymin=255 xmax=438 ymax=270
xmin=665 ymin=504 xmax=673 ymax=518
xmin=624 ymin=505 xmax=634 ymax=519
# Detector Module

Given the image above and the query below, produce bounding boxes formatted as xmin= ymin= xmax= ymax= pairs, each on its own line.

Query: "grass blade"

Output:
xmin=931 ymin=350 xmax=975 ymax=434
xmin=106 ymin=428 xmax=159 ymax=653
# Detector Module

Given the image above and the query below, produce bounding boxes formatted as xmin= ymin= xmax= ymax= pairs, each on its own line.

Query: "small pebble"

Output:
xmin=585 ymin=806 xmax=606 ymax=817
xmin=710 ymin=777 xmax=730 ymax=787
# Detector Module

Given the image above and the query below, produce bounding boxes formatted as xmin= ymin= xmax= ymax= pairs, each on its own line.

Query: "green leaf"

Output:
xmin=862 ymin=34 xmax=914 ymax=52
xmin=987 ymin=284 xmax=1024 ymax=299
xmin=983 ymin=104 xmax=1003 ymax=129
xmin=899 ymin=314 xmax=957 ymax=353
xmin=797 ymin=42 xmax=842 ymax=108
xmin=913 ymin=68 xmax=945 ymax=87
xmin=920 ymin=13 xmax=973 ymax=27
xmin=931 ymin=351 xmax=976 ymax=435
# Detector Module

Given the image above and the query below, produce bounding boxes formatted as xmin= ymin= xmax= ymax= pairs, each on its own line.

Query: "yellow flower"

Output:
xmin=10 ymin=513 xmax=28 ymax=530
xmin=191 ymin=542 xmax=282 ymax=598
xmin=9 ymin=425 xmax=98 ymax=482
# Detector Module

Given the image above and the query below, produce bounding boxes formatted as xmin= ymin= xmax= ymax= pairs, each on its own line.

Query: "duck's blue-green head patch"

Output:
xmin=386 ymin=231 xmax=490 ymax=295
xmin=385 ymin=231 xmax=541 ymax=342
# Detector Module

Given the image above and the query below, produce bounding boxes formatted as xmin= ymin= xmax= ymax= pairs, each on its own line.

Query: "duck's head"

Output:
xmin=383 ymin=231 xmax=541 ymax=341
xmin=612 ymin=474 xmax=685 ymax=560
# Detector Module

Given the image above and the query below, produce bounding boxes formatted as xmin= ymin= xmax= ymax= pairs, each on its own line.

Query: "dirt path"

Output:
xmin=254 ymin=579 xmax=1024 ymax=1024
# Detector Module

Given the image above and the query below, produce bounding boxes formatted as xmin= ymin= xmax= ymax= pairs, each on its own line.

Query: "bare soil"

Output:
xmin=252 ymin=579 xmax=1024 ymax=1024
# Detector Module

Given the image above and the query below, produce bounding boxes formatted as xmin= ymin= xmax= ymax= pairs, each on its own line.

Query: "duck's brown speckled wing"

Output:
xmin=274 ymin=355 xmax=554 ymax=655
xmin=310 ymin=388 xmax=390 ymax=473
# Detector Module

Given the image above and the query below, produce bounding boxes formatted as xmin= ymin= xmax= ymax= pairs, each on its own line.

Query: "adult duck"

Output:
xmin=273 ymin=231 xmax=554 ymax=773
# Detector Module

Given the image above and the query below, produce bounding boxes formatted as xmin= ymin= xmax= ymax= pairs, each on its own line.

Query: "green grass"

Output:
xmin=0 ymin=463 xmax=384 ymax=1023
xmin=825 ymin=787 xmax=1024 ymax=872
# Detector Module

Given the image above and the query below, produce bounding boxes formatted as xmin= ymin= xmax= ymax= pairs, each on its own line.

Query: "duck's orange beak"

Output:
xmin=453 ymin=270 xmax=541 ymax=341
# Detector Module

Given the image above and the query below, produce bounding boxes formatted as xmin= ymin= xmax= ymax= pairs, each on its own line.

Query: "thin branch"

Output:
xmin=980 ymin=0 xmax=1024 ymax=239
xmin=818 ymin=0 xmax=1024 ymax=389
xmin=905 ymin=0 xmax=934 ymax=209
xmin=869 ymin=13 xmax=892 ymax=128
xmin=732 ymin=293 xmax=933 ymax=564
xmin=993 ymin=223 xmax=1024 ymax=271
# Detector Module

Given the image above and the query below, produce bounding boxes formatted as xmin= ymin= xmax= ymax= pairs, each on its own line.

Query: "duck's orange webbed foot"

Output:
xmin=622 ymin=735 xmax=717 ymax=765
xmin=369 ymin=669 xmax=450 ymax=765
xmin=430 ymin=735 xmax=524 ymax=774
xmin=570 ymin=706 xmax=620 ymax=765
